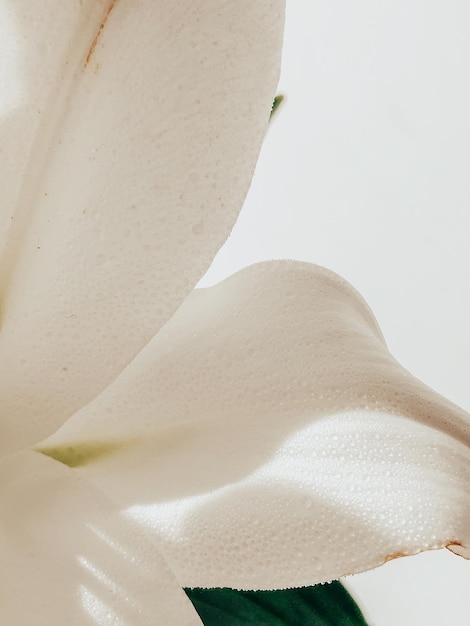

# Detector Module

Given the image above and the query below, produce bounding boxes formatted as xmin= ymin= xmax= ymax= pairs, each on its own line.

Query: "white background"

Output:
xmin=202 ymin=1 xmax=470 ymax=624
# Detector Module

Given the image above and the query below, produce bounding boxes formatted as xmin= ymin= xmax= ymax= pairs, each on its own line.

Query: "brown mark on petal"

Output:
xmin=385 ymin=541 xmax=470 ymax=563
xmin=447 ymin=542 xmax=470 ymax=559
xmin=85 ymin=0 xmax=118 ymax=68
xmin=384 ymin=552 xmax=407 ymax=563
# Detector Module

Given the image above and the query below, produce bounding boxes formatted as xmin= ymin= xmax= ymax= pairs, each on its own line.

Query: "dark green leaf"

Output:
xmin=270 ymin=94 xmax=284 ymax=119
xmin=185 ymin=581 xmax=369 ymax=626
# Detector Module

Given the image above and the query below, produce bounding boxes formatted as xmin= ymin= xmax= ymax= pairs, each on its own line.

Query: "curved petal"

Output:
xmin=0 ymin=450 xmax=201 ymax=625
xmin=39 ymin=261 xmax=470 ymax=589
xmin=0 ymin=0 xmax=284 ymax=454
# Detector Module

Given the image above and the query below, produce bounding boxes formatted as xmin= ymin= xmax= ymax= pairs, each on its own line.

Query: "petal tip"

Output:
xmin=447 ymin=543 xmax=470 ymax=559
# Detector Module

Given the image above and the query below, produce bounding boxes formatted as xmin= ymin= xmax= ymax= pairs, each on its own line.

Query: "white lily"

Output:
xmin=0 ymin=2 xmax=468 ymax=624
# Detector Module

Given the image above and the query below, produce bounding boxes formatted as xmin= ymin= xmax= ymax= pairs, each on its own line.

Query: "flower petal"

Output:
xmin=0 ymin=450 xmax=201 ymax=624
xmin=0 ymin=0 xmax=284 ymax=454
xmin=39 ymin=261 xmax=470 ymax=589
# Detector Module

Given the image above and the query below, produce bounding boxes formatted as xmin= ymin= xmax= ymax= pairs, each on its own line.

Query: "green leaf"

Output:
xmin=270 ymin=94 xmax=284 ymax=120
xmin=36 ymin=439 xmax=128 ymax=467
xmin=185 ymin=581 xmax=369 ymax=626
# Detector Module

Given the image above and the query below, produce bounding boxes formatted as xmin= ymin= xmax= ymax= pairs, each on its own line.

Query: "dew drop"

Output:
xmin=311 ymin=556 xmax=323 ymax=572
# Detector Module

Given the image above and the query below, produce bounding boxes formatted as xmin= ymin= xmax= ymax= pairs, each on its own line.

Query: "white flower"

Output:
xmin=0 ymin=2 xmax=468 ymax=624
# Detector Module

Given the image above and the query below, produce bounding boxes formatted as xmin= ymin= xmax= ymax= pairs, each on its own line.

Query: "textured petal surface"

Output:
xmin=40 ymin=262 xmax=470 ymax=589
xmin=0 ymin=451 xmax=201 ymax=625
xmin=0 ymin=0 xmax=284 ymax=453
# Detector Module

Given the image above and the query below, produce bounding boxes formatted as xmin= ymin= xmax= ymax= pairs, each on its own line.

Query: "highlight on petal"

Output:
xmin=39 ymin=261 xmax=470 ymax=589
xmin=0 ymin=0 xmax=284 ymax=454
xmin=0 ymin=4 xmax=21 ymax=119
xmin=0 ymin=450 xmax=201 ymax=625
